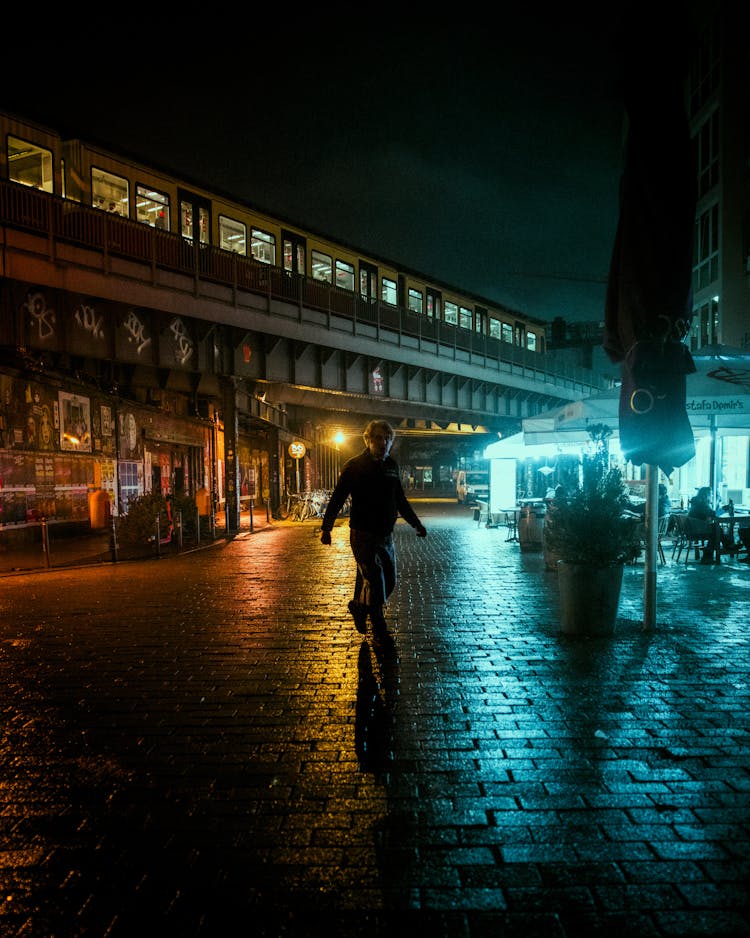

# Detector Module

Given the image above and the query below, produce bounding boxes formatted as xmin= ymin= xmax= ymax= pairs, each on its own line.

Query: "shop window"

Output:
xmin=219 ymin=215 xmax=247 ymax=254
xmin=136 ymin=184 xmax=170 ymax=229
xmin=7 ymin=135 xmax=54 ymax=192
xmin=251 ymin=228 xmax=276 ymax=264
xmin=335 ymin=259 xmax=355 ymax=291
xmin=92 ymin=168 xmax=129 ymax=216
xmin=444 ymin=301 xmax=458 ymax=325
xmin=408 ymin=288 xmax=423 ymax=314
xmin=381 ymin=277 xmax=397 ymax=305
xmin=119 ymin=461 xmax=141 ymax=509
xmin=312 ymin=250 xmax=333 ymax=283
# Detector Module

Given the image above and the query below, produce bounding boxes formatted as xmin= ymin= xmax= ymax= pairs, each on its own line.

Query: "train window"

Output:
xmin=251 ymin=228 xmax=276 ymax=264
xmin=92 ymin=168 xmax=129 ymax=216
xmin=312 ymin=250 xmax=333 ymax=283
xmin=527 ymin=333 xmax=537 ymax=351
xmin=408 ymin=289 xmax=423 ymax=314
xmin=426 ymin=290 xmax=441 ymax=319
xmin=359 ymin=267 xmax=377 ymax=301
xmin=489 ymin=317 xmax=501 ymax=339
xmin=181 ymin=199 xmax=210 ymax=244
xmin=136 ymin=185 xmax=170 ymax=229
xmin=459 ymin=306 xmax=472 ymax=329
xmin=381 ymin=277 xmax=397 ymax=305
xmin=444 ymin=301 xmax=458 ymax=325
xmin=502 ymin=323 xmax=513 ymax=343
xmin=283 ymin=239 xmax=305 ymax=275
xmin=475 ymin=309 xmax=486 ymax=333
xmin=219 ymin=216 xmax=247 ymax=254
xmin=335 ymin=259 xmax=355 ymax=291
xmin=7 ymin=135 xmax=54 ymax=192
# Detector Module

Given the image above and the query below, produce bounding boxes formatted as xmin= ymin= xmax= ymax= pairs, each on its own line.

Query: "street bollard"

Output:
xmin=249 ymin=499 xmax=254 ymax=533
xmin=176 ymin=510 xmax=183 ymax=552
xmin=110 ymin=513 xmax=119 ymax=563
xmin=40 ymin=517 xmax=51 ymax=568
xmin=155 ymin=515 xmax=161 ymax=558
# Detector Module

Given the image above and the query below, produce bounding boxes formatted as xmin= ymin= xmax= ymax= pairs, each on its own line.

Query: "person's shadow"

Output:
xmin=354 ymin=638 xmax=398 ymax=775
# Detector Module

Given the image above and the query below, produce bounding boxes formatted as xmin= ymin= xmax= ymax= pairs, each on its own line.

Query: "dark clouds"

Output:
xmin=4 ymin=13 xmax=632 ymax=323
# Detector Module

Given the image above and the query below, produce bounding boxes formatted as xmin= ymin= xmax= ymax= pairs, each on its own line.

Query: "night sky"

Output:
xmin=4 ymin=10 xmax=667 ymax=326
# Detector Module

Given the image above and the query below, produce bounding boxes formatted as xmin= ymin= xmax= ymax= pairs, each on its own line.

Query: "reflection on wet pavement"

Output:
xmin=0 ymin=499 xmax=748 ymax=935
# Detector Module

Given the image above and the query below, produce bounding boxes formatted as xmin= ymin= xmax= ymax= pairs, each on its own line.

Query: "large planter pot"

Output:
xmin=518 ymin=502 xmax=546 ymax=552
xmin=542 ymin=514 xmax=562 ymax=570
xmin=557 ymin=560 xmax=624 ymax=635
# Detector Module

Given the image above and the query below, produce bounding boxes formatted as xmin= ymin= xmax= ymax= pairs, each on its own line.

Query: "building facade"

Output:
xmin=688 ymin=1 xmax=749 ymax=351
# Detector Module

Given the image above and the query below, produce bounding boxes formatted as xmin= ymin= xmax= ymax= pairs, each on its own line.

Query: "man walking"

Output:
xmin=320 ymin=419 xmax=427 ymax=642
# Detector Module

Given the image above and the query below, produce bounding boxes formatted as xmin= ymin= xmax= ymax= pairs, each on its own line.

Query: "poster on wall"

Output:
xmin=118 ymin=410 xmax=141 ymax=459
xmin=59 ymin=391 xmax=92 ymax=452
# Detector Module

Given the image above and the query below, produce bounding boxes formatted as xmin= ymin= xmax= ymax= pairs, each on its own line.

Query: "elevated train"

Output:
xmin=1 ymin=109 xmax=548 ymax=358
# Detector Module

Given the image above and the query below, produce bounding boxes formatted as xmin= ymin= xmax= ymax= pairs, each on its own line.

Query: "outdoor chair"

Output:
xmin=656 ymin=514 xmax=671 ymax=565
xmin=631 ymin=514 xmax=672 ymax=565
xmin=672 ymin=515 xmax=711 ymax=564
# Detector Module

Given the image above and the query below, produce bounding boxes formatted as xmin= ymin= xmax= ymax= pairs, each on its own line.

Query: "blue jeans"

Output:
xmin=349 ymin=530 xmax=396 ymax=610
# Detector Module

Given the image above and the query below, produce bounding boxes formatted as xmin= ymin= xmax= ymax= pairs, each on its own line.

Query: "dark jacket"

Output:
xmin=688 ymin=495 xmax=715 ymax=522
xmin=321 ymin=450 xmax=422 ymax=537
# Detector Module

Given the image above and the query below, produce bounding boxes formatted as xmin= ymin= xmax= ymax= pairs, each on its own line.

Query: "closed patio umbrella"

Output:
xmin=602 ymin=19 xmax=698 ymax=628
xmin=603 ymin=22 xmax=697 ymax=474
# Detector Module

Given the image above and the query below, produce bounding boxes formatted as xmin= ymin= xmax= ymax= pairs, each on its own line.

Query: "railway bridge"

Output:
xmin=0 ymin=181 xmax=607 ymax=533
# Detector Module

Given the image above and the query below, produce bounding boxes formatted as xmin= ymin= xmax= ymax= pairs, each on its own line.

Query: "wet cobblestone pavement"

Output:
xmin=1 ymin=500 xmax=749 ymax=937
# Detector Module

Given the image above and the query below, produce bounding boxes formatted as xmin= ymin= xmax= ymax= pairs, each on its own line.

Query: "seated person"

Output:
xmin=738 ymin=525 xmax=750 ymax=563
xmin=688 ymin=486 xmax=732 ymax=562
xmin=657 ymin=483 xmax=672 ymax=519
xmin=626 ymin=483 xmax=671 ymax=520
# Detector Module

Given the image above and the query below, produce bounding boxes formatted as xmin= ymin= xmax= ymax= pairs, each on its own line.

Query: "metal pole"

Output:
xmin=41 ymin=517 xmax=51 ymax=568
xmin=249 ymin=498 xmax=254 ymax=533
xmin=643 ymin=465 xmax=658 ymax=630
xmin=110 ymin=512 xmax=119 ymax=563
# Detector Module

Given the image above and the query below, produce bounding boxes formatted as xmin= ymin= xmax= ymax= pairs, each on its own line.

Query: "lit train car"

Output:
xmin=0 ymin=109 xmax=547 ymax=354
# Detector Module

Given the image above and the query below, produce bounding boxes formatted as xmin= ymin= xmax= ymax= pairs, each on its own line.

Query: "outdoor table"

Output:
xmin=501 ymin=508 xmax=519 ymax=542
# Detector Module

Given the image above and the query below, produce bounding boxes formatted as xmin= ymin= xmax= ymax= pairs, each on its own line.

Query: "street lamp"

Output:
xmin=332 ymin=431 xmax=344 ymax=486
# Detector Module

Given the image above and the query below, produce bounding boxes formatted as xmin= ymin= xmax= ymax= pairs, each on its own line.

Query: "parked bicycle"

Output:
xmin=277 ymin=489 xmax=350 ymax=522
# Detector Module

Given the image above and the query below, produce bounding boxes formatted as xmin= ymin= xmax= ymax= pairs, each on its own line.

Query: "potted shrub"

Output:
xmin=543 ymin=459 xmax=636 ymax=635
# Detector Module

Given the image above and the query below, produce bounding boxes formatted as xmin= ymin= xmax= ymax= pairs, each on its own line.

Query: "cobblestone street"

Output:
xmin=1 ymin=500 xmax=749 ymax=936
